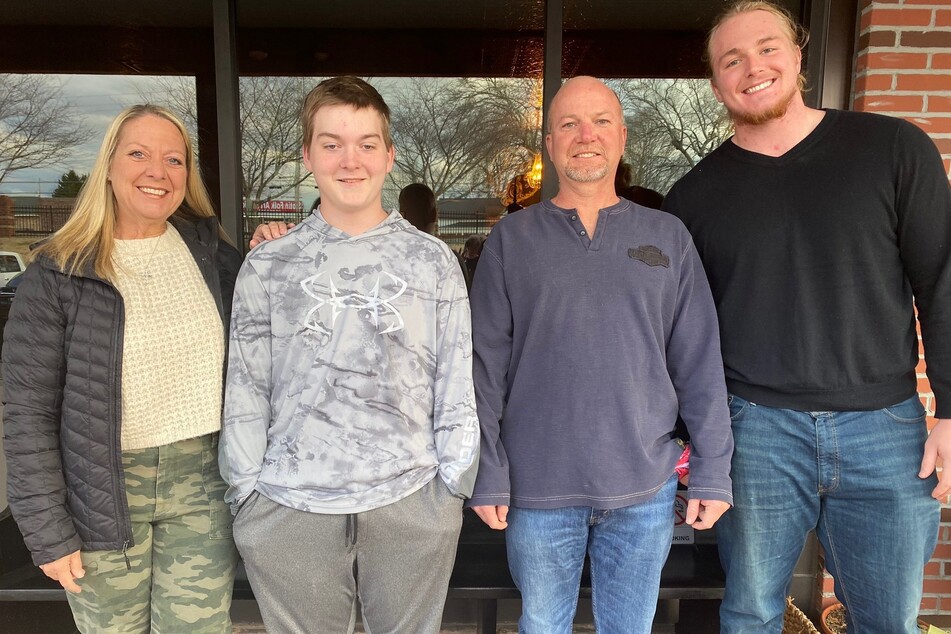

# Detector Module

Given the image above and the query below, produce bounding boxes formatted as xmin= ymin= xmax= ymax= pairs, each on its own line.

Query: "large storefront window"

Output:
xmin=234 ymin=0 xmax=545 ymax=250
xmin=234 ymin=75 xmax=543 ymax=250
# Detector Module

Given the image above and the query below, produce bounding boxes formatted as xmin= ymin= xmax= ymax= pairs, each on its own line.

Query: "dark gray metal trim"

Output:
xmin=804 ymin=0 xmax=831 ymax=108
xmin=212 ymin=0 xmax=243 ymax=246
xmin=540 ymin=0 xmax=563 ymax=201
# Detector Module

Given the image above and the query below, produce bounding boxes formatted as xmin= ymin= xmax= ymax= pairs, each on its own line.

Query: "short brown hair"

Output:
xmin=300 ymin=76 xmax=392 ymax=148
xmin=706 ymin=1 xmax=809 ymax=92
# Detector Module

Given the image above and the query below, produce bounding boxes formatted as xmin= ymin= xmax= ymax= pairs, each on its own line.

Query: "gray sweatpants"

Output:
xmin=233 ymin=477 xmax=463 ymax=634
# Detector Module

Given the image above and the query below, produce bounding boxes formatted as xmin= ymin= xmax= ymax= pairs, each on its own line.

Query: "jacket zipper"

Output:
xmin=110 ymin=287 xmax=134 ymax=554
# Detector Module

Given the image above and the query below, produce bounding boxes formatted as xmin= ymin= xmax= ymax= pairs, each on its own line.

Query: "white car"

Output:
xmin=0 ymin=252 xmax=25 ymax=286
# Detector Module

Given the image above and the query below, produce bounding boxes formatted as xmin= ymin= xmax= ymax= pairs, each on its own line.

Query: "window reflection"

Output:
xmin=606 ymin=78 xmax=731 ymax=196
xmin=237 ymin=76 xmax=544 ymax=254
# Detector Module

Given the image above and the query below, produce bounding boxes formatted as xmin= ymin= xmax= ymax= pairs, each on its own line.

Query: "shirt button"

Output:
xmin=579 ymin=230 xmax=587 ymax=236
xmin=571 ymin=215 xmax=577 ymax=221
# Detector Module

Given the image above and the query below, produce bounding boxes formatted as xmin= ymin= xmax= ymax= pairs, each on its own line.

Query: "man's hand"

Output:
xmin=920 ymin=417 xmax=951 ymax=500
xmin=39 ymin=550 xmax=84 ymax=593
xmin=249 ymin=221 xmax=296 ymax=249
xmin=472 ymin=505 xmax=509 ymax=530
xmin=685 ymin=499 xmax=730 ymax=530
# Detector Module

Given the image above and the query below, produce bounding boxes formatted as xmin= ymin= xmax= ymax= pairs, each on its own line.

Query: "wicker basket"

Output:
xmin=783 ymin=597 xmax=820 ymax=634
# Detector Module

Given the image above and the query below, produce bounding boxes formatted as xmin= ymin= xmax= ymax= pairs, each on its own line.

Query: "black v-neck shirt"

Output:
xmin=665 ymin=109 xmax=951 ymax=416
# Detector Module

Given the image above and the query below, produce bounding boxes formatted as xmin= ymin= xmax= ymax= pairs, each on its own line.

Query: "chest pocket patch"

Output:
xmin=628 ymin=245 xmax=669 ymax=268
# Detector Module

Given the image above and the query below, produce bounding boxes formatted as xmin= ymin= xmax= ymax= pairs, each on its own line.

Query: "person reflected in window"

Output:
xmin=615 ymin=161 xmax=665 ymax=209
xmin=2 ymin=104 xmax=241 ymax=633
xmin=461 ymin=234 xmax=483 ymax=291
xmin=399 ymin=182 xmax=438 ymax=235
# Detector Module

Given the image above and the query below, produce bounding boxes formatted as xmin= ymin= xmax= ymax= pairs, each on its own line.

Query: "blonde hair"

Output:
xmin=706 ymin=1 xmax=810 ymax=92
xmin=35 ymin=104 xmax=221 ymax=280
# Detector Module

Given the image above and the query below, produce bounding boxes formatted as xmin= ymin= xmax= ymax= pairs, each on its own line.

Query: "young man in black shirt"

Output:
xmin=664 ymin=2 xmax=951 ymax=632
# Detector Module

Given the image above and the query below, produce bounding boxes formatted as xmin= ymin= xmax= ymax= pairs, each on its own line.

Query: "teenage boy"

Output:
xmin=220 ymin=76 xmax=479 ymax=633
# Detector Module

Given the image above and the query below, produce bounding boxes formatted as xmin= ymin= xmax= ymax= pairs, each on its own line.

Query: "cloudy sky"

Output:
xmin=0 ymin=73 xmax=416 ymax=202
xmin=1 ymin=74 xmax=190 ymax=196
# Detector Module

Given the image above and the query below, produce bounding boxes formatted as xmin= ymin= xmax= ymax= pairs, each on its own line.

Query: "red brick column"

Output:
xmin=843 ymin=0 xmax=951 ymax=618
xmin=0 ymin=196 xmax=14 ymax=238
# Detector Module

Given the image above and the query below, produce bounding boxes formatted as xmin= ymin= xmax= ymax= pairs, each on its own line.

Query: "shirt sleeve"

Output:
xmin=466 ymin=236 xmax=514 ymax=508
xmin=667 ymin=239 xmax=734 ymax=505
xmin=893 ymin=121 xmax=951 ymax=418
xmin=432 ymin=251 xmax=480 ymax=498
xmin=219 ymin=257 xmax=273 ymax=514
xmin=2 ymin=264 xmax=83 ymax=565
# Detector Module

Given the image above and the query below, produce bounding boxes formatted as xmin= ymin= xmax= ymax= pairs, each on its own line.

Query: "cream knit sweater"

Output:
xmin=112 ymin=223 xmax=224 ymax=450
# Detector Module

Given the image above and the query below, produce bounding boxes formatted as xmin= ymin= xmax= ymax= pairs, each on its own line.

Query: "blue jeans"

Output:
xmin=505 ymin=475 xmax=677 ymax=634
xmin=719 ymin=395 xmax=939 ymax=633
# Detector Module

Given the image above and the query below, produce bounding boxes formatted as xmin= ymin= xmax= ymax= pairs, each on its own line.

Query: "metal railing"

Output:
xmin=6 ymin=203 xmax=498 ymax=252
xmin=12 ymin=204 xmax=72 ymax=237
xmin=241 ymin=208 xmax=313 ymax=249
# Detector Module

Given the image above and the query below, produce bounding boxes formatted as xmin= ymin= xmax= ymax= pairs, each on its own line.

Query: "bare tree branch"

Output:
xmin=388 ymin=78 xmax=541 ymax=200
xmin=609 ymin=78 xmax=732 ymax=194
xmin=137 ymin=76 xmax=310 ymax=207
xmin=0 ymin=75 xmax=93 ymax=185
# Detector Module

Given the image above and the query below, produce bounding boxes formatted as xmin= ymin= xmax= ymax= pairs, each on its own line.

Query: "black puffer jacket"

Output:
xmin=2 ymin=214 xmax=241 ymax=566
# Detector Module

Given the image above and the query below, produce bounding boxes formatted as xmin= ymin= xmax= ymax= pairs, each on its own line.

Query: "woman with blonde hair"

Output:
xmin=3 ymin=104 xmax=241 ymax=632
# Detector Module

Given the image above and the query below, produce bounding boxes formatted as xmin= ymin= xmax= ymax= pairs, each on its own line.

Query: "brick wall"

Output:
xmin=834 ymin=0 xmax=951 ymax=617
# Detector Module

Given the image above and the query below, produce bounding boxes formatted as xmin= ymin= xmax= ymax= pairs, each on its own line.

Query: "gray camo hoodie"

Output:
xmin=220 ymin=209 xmax=479 ymax=514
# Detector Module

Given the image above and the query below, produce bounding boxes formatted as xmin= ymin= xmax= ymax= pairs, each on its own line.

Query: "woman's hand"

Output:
xmin=249 ymin=221 xmax=295 ymax=248
xmin=39 ymin=550 xmax=85 ymax=593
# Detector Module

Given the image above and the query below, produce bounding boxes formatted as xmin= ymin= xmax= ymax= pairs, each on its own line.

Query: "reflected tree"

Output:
xmin=137 ymin=76 xmax=310 ymax=207
xmin=0 ymin=75 xmax=92 ymax=185
xmin=609 ymin=78 xmax=732 ymax=194
xmin=136 ymin=75 xmax=726 ymax=207
xmin=387 ymin=77 xmax=541 ymax=200
xmin=239 ymin=77 xmax=309 ymax=205
xmin=52 ymin=170 xmax=88 ymax=198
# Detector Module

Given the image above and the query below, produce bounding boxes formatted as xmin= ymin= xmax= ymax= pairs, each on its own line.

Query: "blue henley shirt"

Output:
xmin=468 ymin=198 xmax=733 ymax=510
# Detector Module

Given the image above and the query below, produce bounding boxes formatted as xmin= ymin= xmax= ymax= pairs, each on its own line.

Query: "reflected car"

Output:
xmin=0 ymin=252 xmax=25 ymax=286
xmin=0 ymin=272 xmax=24 ymax=355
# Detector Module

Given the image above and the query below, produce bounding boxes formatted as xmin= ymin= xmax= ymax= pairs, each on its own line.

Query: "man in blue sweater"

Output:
xmin=468 ymin=75 xmax=734 ymax=633
xmin=664 ymin=2 xmax=951 ymax=631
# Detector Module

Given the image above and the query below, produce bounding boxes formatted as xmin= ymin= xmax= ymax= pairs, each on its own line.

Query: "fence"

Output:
xmin=12 ymin=203 xmax=72 ymax=237
xmin=438 ymin=208 xmax=494 ymax=251
xmin=6 ymin=202 xmax=501 ymax=251
xmin=437 ymin=198 xmax=505 ymax=251
xmin=7 ymin=201 xmax=314 ymax=246
xmin=242 ymin=206 xmax=500 ymax=253
xmin=242 ymin=208 xmax=312 ymax=249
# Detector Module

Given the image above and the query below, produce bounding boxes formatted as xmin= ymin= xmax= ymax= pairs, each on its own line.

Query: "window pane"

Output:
xmin=563 ymin=0 xmax=802 ymax=77
xmin=235 ymin=1 xmax=545 ymax=254
xmin=607 ymin=78 xmax=732 ymax=197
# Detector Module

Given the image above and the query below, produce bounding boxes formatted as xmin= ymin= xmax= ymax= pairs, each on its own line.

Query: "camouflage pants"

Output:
xmin=66 ymin=433 xmax=238 ymax=633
